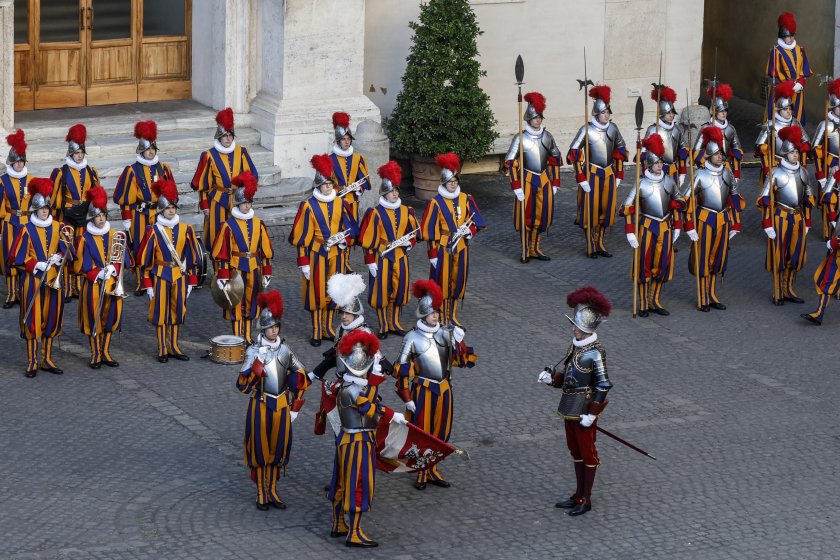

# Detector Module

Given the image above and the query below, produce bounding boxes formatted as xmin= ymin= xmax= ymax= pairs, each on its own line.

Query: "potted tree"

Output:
xmin=385 ymin=0 xmax=498 ymax=200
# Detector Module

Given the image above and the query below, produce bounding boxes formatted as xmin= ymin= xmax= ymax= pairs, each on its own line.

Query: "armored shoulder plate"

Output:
xmin=337 ymin=382 xmax=378 ymax=431
xmin=569 ymin=126 xmax=587 ymax=151
xmin=241 ymin=344 xmax=260 ymax=373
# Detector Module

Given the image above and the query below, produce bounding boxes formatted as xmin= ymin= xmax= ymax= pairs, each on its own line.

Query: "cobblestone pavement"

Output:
xmin=2 ymin=161 xmax=838 ymax=560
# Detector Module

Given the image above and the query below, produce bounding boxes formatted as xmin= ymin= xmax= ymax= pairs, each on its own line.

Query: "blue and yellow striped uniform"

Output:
xmin=766 ymin=44 xmax=812 ymax=122
xmin=0 ymin=172 xmax=31 ymax=304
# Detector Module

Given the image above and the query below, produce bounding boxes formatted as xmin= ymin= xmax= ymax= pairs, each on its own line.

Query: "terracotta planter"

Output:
xmin=411 ymin=155 xmax=441 ymax=201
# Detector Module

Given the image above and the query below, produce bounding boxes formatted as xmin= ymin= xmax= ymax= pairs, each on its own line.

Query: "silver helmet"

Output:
xmin=590 ymin=85 xmax=612 ymax=116
xmin=777 ymin=12 xmax=796 ymax=39
xmin=436 ymin=153 xmax=460 ymax=186
xmin=775 ymin=95 xmax=792 ymax=111
xmin=831 ymin=92 xmax=840 ymax=111
xmin=332 ymin=112 xmax=353 ymax=142
xmin=701 ymin=127 xmax=724 ymax=158
xmin=85 ymin=187 xmax=108 ymax=221
xmin=642 ymin=135 xmax=665 ymax=167
xmin=311 ymin=154 xmax=334 ymax=189
xmin=378 ymin=160 xmax=402 ymax=196
xmin=778 ymin=126 xmax=803 ymax=157
xmin=65 ymin=124 xmax=87 ymax=158
xmin=523 ymin=92 xmax=546 ymax=122
xmin=644 ymin=149 xmax=663 ymax=167
xmin=412 ymin=280 xmax=441 ymax=319
xmin=27 ymin=178 xmax=54 ymax=213
xmin=134 ymin=121 xmax=158 ymax=155
xmin=256 ymin=290 xmax=284 ymax=331
xmin=565 ymin=287 xmax=611 ymax=334
xmin=256 ymin=307 xmax=280 ymax=331
xmin=328 ymin=273 xmax=366 ymax=316
xmin=153 ymin=179 xmax=180 ymax=210
xmin=5 ymin=130 xmax=26 ymax=166
xmin=338 ymin=341 xmax=375 ymax=377
xmin=214 ymin=108 xmax=235 ymax=141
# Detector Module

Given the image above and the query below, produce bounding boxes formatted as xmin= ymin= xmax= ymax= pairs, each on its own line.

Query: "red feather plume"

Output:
xmin=85 ymin=186 xmax=108 ymax=211
xmin=778 ymin=11 xmax=796 ymax=34
xmin=6 ymin=129 xmax=26 ymax=156
xmin=642 ymin=134 xmax=665 ymax=157
xmin=310 ymin=154 xmax=334 ymax=178
xmin=435 ymin=152 xmax=460 ymax=172
xmin=256 ymin=290 xmax=284 ymax=320
xmin=377 ymin=161 xmax=402 ymax=187
xmin=412 ymin=279 xmax=443 ymax=309
xmin=775 ymin=81 xmax=796 ymax=101
xmin=779 ymin=125 xmax=803 ymax=146
xmin=66 ymin=124 xmax=87 ymax=145
xmin=834 ymin=169 xmax=840 ymax=183
xmin=589 ymin=85 xmax=611 ymax=104
xmin=650 ymin=85 xmax=676 ymax=103
xmin=215 ymin=108 xmax=234 ymax=131
xmin=701 ymin=126 xmax=724 ymax=147
xmin=27 ymin=177 xmax=53 ymax=199
xmin=828 ymin=79 xmax=840 ymax=99
xmin=232 ymin=171 xmax=258 ymax=200
xmin=151 ymin=178 xmax=178 ymax=203
xmin=134 ymin=120 xmax=158 ymax=142
xmin=337 ymin=329 xmax=380 ymax=357
xmin=566 ymin=286 xmax=611 ymax=317
xmin=332 ymin=111 xmax=351 ymax=129
xmin=707 ymin=82 xmax=733 ymax=102
xmin=523 ymin=92 xmax=546 ymax=115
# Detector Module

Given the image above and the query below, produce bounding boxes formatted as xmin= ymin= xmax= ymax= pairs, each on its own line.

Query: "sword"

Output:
xmin=596 ymin=425 xmax=657 ymax=460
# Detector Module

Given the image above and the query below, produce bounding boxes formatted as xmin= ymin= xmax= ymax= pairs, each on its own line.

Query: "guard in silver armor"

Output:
xmin=812 ymin=78 xmax=840 ymax=240
xmin=622 ymin=135 xmax=682 ymax=316
xmin=567 ymin=85 xmax=628 ymax=257
xmin=395 ymin=280 xmax=473 ymax=490
xmin=235 ymin=290 xmax=311 ymax=511
xmin=328 ymin=329 xmax=407 ymax=548
xmin=505 ymin=91 xmax=562 ymax=261
xmin=757 ymin=125 xmax=815 ymax=305
xmin=755 ymin=81 xmax=812 ymax=181
xmin=538 ymin=287 xmax=612 ymax=516
xmin=643 ymin=85 xmax=688 ymax=188
xmin=693 ymin=83 xmax=744 ymax=180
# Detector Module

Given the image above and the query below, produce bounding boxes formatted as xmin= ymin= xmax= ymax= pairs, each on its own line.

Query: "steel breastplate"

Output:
xmin=262 ymin=346 xmax=291 ymax=396
xmin=773 ymin=167 xmax=807 ymax=208
xmin=638 ymin=176 xmax=674 ymax=219
xmin=696 ymin=170 xmax=731 ymax=212
xmin=826 ymin=121 xmax=840 ymax=157
xmin=587 ymin=126 xmax=614 ymax=168
xmin=408 ymin=329 xmax=451 ymax=383
xmin=648 ymin=126 xmax=680 ymax=164
xmin=557 ymin=345 xmax=597 ymax=417
xmin=522 ymin=132 xmax=549 ymax=173
xmin=337 ymin=383 xmax=378 ymax=431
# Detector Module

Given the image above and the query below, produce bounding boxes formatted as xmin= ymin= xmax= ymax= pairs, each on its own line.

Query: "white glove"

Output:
xmin=399 ymin=237 xmax=413 ymax=248
xmin=552 ymin=186 xmax=558 ymax=195
xmin=202 ymin=209 xmax=210 ymax=217
xmin=216 ymin=278 xmax=227 ymax=290
xmin=390 ymin=411 xmax=408 ymax=425
xmin=729 ymin=230 xmax=739 ymax=240
xmin=300 ymin=265 xmax=310 ymax=280
xmin=430 ymin=258 xmax=438 ymax=268
xmin=49 ymin=253 xmax=63 ymax=266
xmin=615 ymin=179 xmax=622 ymax=188
xmin=290 ymin=411 xmax=299 ymax=423
xmin=578 ymin=181 xmax=591 ymax=193
xmin=122 ymin=219 xmax=132 ymax=230
xmin=405 ymin=401 xmax=417 ymax=413
xmin=186 ymin=285 xmax=193 ymax=298
xmin=827 ymin=240 xmax=834 ymax=251
xmin=307 ymin=371 xmax=317 ymax=382
xmin=338 ymin=242 xmax=347 ymax=250
xmin=793 ymin=82 xmax=804 ymax=93
xmin=513 ymin=188 xmax=525 ymax=202
xmin=262 ymin=275 xmax=271 ymax=288
xmin=764 ymin=227 xmax=776 ymax=240
xmin=537 ymin=370 xmax=553 ymax=384
xmin=678 ymin=174 xmax=686 ymax=187
xmin=806 ymin=227 xmax=811 ymax=235
xmin=146 ymin=287 xmax=154 ymax=300
xmin=819 ymin=178 xmax=827 ymax=189
xmin=687 ymin=229 xmax=699 ymax=242
xmin=34 ymin=261 xmax=48 ymax=273
xmin=367 ymin=263 xmax=378 ymax=278
xmin=452 ymin=325 xmax=465 ymax=343
xmin=832 ymin=222 xmax=837 ymax=229
xmin=673 ymin=229 xmax=682 ymax=243
xmin=95 ymin=269 xmax=107 ymax=282
xmin=580 ymin=414 xmax=596 ymax=428
xmin=626 ymin=233 xmax=639 ymax=249
xmin=104 ymin=264 xmax=117 ymax=277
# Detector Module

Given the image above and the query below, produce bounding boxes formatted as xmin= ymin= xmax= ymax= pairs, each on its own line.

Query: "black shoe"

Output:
xmin=709 ymin=302 xmax=727 ymax=310
xmin=520 ymin=256 xmax=530 ymax=264
xmin=651 ymin=307 xmax=670 ymax=316
xmin=346 ymin=540 xmax=378 ymax=548
xmin=310 ymin=338 xmax=322 ymax=347
xmin=90 ymin=362 xmax=101 ymax=370
xmin=533 ymin=254 xmax=551 ymax=261
xmin=568 ymin=501 xmax=591 ymax=516
xmin=157 ymin=355 xmax=169 ymax=363
xmin=134 ymin=290 xmax=144 ymax=297
xmin=377 ymin=332 xmax=388 ymax=340
xmin=255 ymin=502 xmax=270 ymax=511
xmin=2 ymin=301 xmax=15 ymax=309
xmin=555 ymin=497 xmax=579 ymax=509
xmin=63 ymin=296 xmax=72 ymax=303
xmin=638 ymin=309 xmax=649 ymax=318
xmin=596 ymin=250 xmax=612 ymax=258
xmin=700 ymin=305 xmax=710 ymax=312
xmin=784 ymin=295 xmax=805 ymax=304
xmin=772 ymin=298 xmax=784 ymax=306
xmin=324 ymin=334 xmax=336 ymax=342
xmin=330 ymin=530 xmax=349 ymax=538
xmin=269 ymin=500 xmax=287 ymax=510
xmin=102 ymin=359 xmax=119 ymax=367
xmin=428 ymin=479 xmax=451 ymax=488
xmin=168 ymin=353 xmax=190 ymax=361
xmin=389 ymin=328 xmax=407 ymax=337
xmin=414 ymin=482 xmax=427 ymax=490
xmin=801 ymin=313 xmax=822 ymax=325
xmin=43 ymin=365 xmax=63 ymax=375
xmin=588 ymin=252 xmax=598 ymax=259
xmin=24 ymin=369 xmax=37 ymax=378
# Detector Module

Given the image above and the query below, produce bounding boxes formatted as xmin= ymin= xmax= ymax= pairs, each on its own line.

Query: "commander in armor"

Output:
xmin=621 ymin=135 xmax=682 ymax=316
xmin=757 ymin=125 xmax=815 ymax=306
xmin=567 ymin=85 xmax=627 ymax=258
xmin=396 ymin=280 xmax=475 ymax=490
xmin=643 ymin=85 xmax=688 ymax=189
xmin=755 ymin=81 xmax=811 ymax=184
xmin=538 ymin=287 xmax=612 ymax=516
xmin=504 ymin=91 xmax=562 ymax=262
xmin=812 ymin=79 xmax=840 ymax=240
xmin=236 ymin=290 xmax=310 ymax=511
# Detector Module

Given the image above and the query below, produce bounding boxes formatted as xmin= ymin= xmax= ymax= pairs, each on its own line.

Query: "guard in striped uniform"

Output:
xmin=11 ymin=178 xmax=74 ymax=377
xmin=757 ymin=126 xmax=815 ymax=306
xmin=330 ymin=112 xmax=370 ymax=273
xmin=504 ymin=92 xmax=562 ymax=262
xmin=359 ymin=161 xmax=420 ymax=337
xmin=73 ymin=186 xmax=125 ymax=369
xmin=329 ymin=330 xmax=407 ymax=547
xmin=766 ymin=12 xmax=812 ymax=123
xmin=802 ymin=206 xmax=840 ymax=325
xmin=692 ymin=83 xmax=744 ymax=180
xmin=211 ymin=171 xmax=273 ymax=345
xmin=51 ymin=124 xmax=100 ymax=300
xmin=288 ymin=154 xmax=359 ymax=346
xmin=812 ymin=79 xmax=840 ymax=240
xmin=191 ymin=108 xmax=259 ymax=253
xmin=113 ymin=121 xmax=174 ymax=295
xmin=682 ymin=128 xmax=745 ymax=311
xmin=1 ymin=130 xmax=31 ymax=308
xmin=396 ymin=280 xmax=475 ymax=490
xmin=756 ymin=81 xmax=812 ymax=182
xmin=137 ymin=179 xmax=201 ymax=362
xmin=643 ymin=86 xmax=689 ymax=188
xmin=237 ymin=290 xmax=310 ymax=510
xmin=621 ymin=135 xmax=682 ymax=316
xmin=420 ymin=153 xmax=485 ymax=328
xmin=568 ymin=85 xmax=628 ymax=258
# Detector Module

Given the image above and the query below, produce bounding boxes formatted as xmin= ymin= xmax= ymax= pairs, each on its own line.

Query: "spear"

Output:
xmin=577 ymin=48 xmax=595 ymax=256
xmin=515 ymin=55 xmax=527 ymax=263
xmin=653 ymin=51 xmax=663 ymax=135
xmin=685 ymin=88 xmax=701 ymax=310
xmin=766 ymin=78 xmax=780 ymax=303
xmin=632 ymin=97 xmax=644 ymax=318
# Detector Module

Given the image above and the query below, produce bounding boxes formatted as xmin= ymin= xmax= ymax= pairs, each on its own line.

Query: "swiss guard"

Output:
xmin=693 ymin=83 xmax=744 ymax=180
xmin=766 ymin=11 xmax=812 ymax=123
xmin=538 ymin=286 xmax=613 ymax=516
xmin=1 ymin=130 xmax=31 ymax=308
xmin=812 ymin=79 xmax=840 ymax=240
xmin=756 ymin=81 xmax=811 ymax=182
xmin=643 ymin=85 xmax=688 ymax=188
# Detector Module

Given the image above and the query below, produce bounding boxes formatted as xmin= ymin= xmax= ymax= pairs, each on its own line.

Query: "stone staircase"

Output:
xmin=12 ymin=101 xmax=308 ymax=230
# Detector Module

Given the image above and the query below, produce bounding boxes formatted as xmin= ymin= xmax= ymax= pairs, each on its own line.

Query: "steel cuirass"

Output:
xmin=571 ymin=123 xmax=625 ymax=168
xmin=813 ymin=119 xmax=840 ymax=159
xmin=644 ymin=124 xmax=685 ymax=165
xmin=242 ymin=342 xmax=303 ymax=397
xmin=555 ymin=342 xmax=611 ymax=419
xmin=762 ymin=165 xmax=811 ymax=209
xmin=399 ymin=327 xmax=454 ymax=383
xmin=505 ymin=129 xmax=561 ymax=174
xmin=688 ymin=166 xmax=737 ymax=212
xmin=337 ymin=382 xmax=379 ymax=432
xmin=625 ymin=173 xmax=678 ymax=220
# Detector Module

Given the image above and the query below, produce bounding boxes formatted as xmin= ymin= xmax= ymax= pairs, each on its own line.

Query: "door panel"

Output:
xmin=13 ymin=0 xmax=34 ymax=111
xmin=86 ymin=0 xmax=138 ymax=106
xmin=138 ymin=0 xmax=191 ymax=102
xmin=34 ymin=0 xmax=86 ymax=109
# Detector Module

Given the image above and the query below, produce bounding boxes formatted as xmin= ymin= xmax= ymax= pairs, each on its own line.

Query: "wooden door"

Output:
xmin=86 ymin=0 xmax=139 ymax=106
xmin=33 ymin=0 xmax=87 ymax=109
xmin=138 ymin=0 xmax=191 ymax=102
xmin=13 ymin=0 xmax=35 ymax=111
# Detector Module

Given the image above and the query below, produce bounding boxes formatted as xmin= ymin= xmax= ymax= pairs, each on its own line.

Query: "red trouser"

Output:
xmin=564 ymin=418 xmax=600 ymax=466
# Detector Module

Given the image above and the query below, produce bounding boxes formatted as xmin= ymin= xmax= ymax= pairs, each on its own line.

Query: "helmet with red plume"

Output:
xmin=651 ymin=85 xmax=677 ymax=115
xmin=256 ymin=290 xmax=284 ymax=331
xmin=232 ymin=171 xmax=258 ymax=205
xmin=377 ymin=160 xmax=402 ymax=195
xmin=5 ymin=129 xmax=26 ymax=165
xmin=332 ymin=112 xmax=353 ymax=142
xmin=435 ymin=152 xmax=460 ymax=185
xmin=778 ymin=125 xmax=804 ymax=156
xmin=707 ymin=82 xmax=733 ymax=115
xmin=523 ymin=92 xmax=546 ymax=121
xmin=778 ymin=12 xmax=796 ymax=38
xmin=337 ymin=330 xmax=380 ymax=377
xmin=412 ymin=279 xmax=443 ymax=318
xmin=642 ymin=134 xmax=666 ymax=166
xmin=589 ymin=85 xmax=612 ymax=115
xmin=774 ymin=81 xmax=796 ymax=111
xmin=66 ymin=124 xmax=88 ymax=157
xmin=28 ymin=177 xmax=54 ymax=213
xmin=85 ymin=186 xmax=109 ymax=220
xmin=828 ymin=79 xmax=840 ymax=110
xmin=215 ymin=108 xmax=235 ymax=140
xmin=310 ymin=154 xmax=335 ymax=188
xmin=134 ymin=121 xmax=158 ymax=154
xmin=701 ymin=126 xmax=725 ymax=157
xmin=152 ymin=178 xmax=179 ymax=210
xmin=565 ymin=286 xmax=611 ymax=333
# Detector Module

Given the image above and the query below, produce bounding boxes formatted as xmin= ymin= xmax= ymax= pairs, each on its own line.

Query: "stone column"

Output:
xmin=251 ymin=0 xmax=382 ymax=179
xmin=0 ymin=0 xmax=15 ymax=144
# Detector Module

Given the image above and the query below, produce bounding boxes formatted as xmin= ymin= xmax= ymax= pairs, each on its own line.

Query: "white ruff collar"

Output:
xmin=657 ymin=119 xmax=675 ymax=131
xmin=31 ymin=214 xmax=53 ymax=228
xmin=65 ymin=157 xmax=89 ymax=171
xmin=778 ymin=38 xmax=797 ymax=50
xmin=378 ymin=196 xmax=401 ymax=210
xmin=775 ymin=114 xmax=792 ymax=126
xmin=341 ymin=315 xmax=364 ymax=331
xmin=214 ymin=139 xmax=236 ymax=154
xmin=343 ymin=373 xmax=368 ymax=387
xmin=156 ymin=214 xmax=180 ymax=227
xmin=438 ymin=185 xmax=460 ymax=199
xmin=829 ymin=113 xmax=840 ymax=124
xmin=7 ymin=166 xmax=27 ymax=179
xmin=332 ymin=143 xmax=353 ymax=157
xmin=312 ymin=188 xmax=336 ymax=203
xmin=136 ymin=154 xmax=159 ymax=166
xmin=781 ymin=159 xmax=800 ymax=171
xmin=590 ymin=117 xmax=610 ymax=130
xmin=232 ymin=207 xmax=254 ymax=220
xmin=416 ymin=319 xmax=440 ymax=333
xmin=714 ymin=119 xmax=728 ymax=129
xmin=644 ymin=169 xmax=664 ymax=181
xmin=258 ymin=334 xmax=282 ymax=350
xmin=86 ymin=221 xmax=110 ymax=235
xmin=705 ymin=161 xmax=724 ymax=172
xmin=524 ymin=123 xmax=544 ymax=136
xmin=573 ymin=332 xmax=598 ymax=347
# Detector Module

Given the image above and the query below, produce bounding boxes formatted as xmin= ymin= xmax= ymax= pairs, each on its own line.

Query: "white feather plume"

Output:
xmin=327 ymin=273 xmax=366 ymax=308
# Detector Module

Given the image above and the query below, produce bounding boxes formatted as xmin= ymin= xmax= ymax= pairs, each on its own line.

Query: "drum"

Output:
xmin=195 ymin=242 xmax=209 ymax=288
xmin=209 ymin=335 xmax=246 ymax=364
